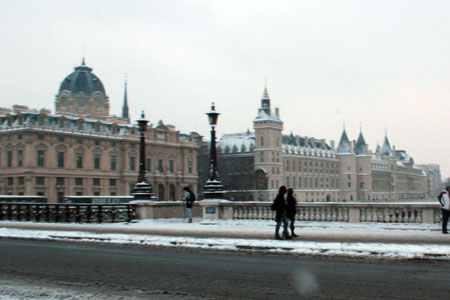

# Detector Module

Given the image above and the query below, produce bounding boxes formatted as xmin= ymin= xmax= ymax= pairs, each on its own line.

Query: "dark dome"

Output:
xmin=58 ymin=60 xmax=106 ymax=96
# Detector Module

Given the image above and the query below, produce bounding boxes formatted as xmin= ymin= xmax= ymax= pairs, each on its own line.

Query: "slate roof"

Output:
xmin=336 ymin=129 xmax=351 ymax=154
xmin=354 ymin=132 xmax=367 ymax=155
xmin=58 ymin=59 xmax=106 ymax=96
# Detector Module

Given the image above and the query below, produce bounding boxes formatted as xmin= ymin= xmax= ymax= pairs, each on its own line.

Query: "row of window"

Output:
xmin=2 ymin=150 xmax=194 ymax=173
xmin=6 ymin=177 xmax=118 ymax=187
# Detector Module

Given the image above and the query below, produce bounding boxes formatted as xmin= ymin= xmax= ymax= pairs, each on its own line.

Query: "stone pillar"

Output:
xmin=422 ymin=208 xmax=435 ymax=224
xmin=349 ymin=207 xmax=360 ymax=223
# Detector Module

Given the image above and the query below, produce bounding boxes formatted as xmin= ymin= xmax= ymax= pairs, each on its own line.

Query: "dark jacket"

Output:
xmin=272 ymin=194 xmax=287 ymax=222
xmin=286 ymin=194 xmax=297 ymax=219
xmin=183 ymin=191 xmax=194 ymax=208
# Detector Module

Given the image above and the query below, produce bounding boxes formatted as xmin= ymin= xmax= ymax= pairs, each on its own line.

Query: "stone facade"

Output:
xmin=0 ymin=60 xmax=200 ymax=202
xmin=198 ymin=86 xmax=430 ymax=202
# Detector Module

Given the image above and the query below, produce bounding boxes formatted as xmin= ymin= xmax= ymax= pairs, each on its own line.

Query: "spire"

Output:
xmin=81 ymin=56 xmax=86 ymax=66
xmin=122 ymin=76 xmax=130 ymax=121
xmin=381 ymin=132 xmax=392 ymax=157
xmin=355 ymin=130 xmax=367 ymax=155
xmin=260 ymin=84 xmax=271 ymax=114
xmin=337 ymin=128 xmax=351 ymax=154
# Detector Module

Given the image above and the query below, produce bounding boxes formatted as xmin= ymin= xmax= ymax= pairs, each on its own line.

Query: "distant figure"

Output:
xmin=271 ymin=185 xmax=289 ymax=240
xmin=286 ymin=187 xmax=298 ymax=237
xmin=438 ymin=186 xmax=450 ymax=234
xmin=182 ymin=187 xmax=196 ymax=223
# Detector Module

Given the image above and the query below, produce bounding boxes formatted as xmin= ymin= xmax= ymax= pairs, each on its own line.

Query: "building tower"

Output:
xmin=55 ymin=58 xmax=110 ymax=118
xmin=336 ymin=128 xmax=357 ymax=201
xmin=253 ymin=85 xmax=284 ymax=201
xmin=354 ymin=129 xmax=372 ymax=201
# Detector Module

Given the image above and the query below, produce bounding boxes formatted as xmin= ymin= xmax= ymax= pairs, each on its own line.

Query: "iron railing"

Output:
xmin=0 ymin=203 xmax=136 ymax=223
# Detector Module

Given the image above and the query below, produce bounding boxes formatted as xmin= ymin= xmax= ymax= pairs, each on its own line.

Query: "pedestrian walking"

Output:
xmin=182 ymin=187 xmax=196 ymax=223
xmin=438 ymin=186 xmax=450 ymax=234
xmin=286 ymin=187 xmax=297 ymax=237
xmin=271 ymin=185 xmax=289 ymax=240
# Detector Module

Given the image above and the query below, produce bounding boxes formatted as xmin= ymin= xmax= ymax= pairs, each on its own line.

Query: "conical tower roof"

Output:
xmin=355 ymin=131 xmax=367 ymax=155
xmin=381 ymin=134 xmax=392 ymax=156
xmin=336 ymin=129 xmax=351 ymax=154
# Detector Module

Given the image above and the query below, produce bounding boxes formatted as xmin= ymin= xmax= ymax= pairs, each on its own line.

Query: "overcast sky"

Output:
xmin=1 ymin=0 xmax=449 ymax=179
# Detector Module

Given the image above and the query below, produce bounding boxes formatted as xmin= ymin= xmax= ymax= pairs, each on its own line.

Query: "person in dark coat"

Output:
xmin=272 ymin=185 xmax=289 ymax=240
xmin=286 ymin=187 xmax=297 ymax=237
xmin=182 ymin=186 xmax=195 ymax=223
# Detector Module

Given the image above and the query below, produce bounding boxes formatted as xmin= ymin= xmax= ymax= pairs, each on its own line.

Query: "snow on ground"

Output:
xmin=1 ymin=219 xmax=450 ymax=260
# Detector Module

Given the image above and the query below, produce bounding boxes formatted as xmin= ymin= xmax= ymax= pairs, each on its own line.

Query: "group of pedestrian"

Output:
xmin=272 ymin=185 xmax=297 ymax=240
xmin=438 ymin=186 xmax=450 ymax=234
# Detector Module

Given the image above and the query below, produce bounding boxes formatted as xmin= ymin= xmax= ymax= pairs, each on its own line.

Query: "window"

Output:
xmin=93 ymin=178 xmax=100 ymax=186
xmin=94 ymin=140 xmax=100 ymax=146
xmin=94 ymin=192 xmax=100 ymax=196
xmin=129 ymin=157 xmax=136 ymax=171
xmin=18 ymin=177 xmax=24 ymax=185
xmin=75 ymin=178 xmax=83 ymax=186
xmin=146 ymin=158 xmax=151 ymax=171
xmin=17 ymin=150 xmax=23 ymax=167
xmin=130 ymin=143 xmax=135 ymax=149
xmin=18 ymin=134 xmax=22 ymax=140
xmin=260 ymin=136 xmax=264 ymax=146
xmin=111 ymin=142 xmax=116 ymax=147
xmin=76 ymin=153 xmax=83 ymax=168
xmin=94 ymin=154 xmax=100 ymax=169
xmin=36 ymin=177 xmax=45 ymax=185
xmin=7 ymin=151 xmax=12 ymax=167
xmin=77 ymin=138 xmax=82 ymax=144
xmin=187 ymin=160 xmax=193 ymax=173
xmin=58 ymin=192 xmax=64 ymax=202
xmin=109 ymin=179 xmax=116 ymax=186
xmin=58 ymin=136 xmax=64 ymax=142
xmin=57 ymin=152 xmax=64 ymax=168
xmin=348 ymin=181 xmax=351 ymax=188
xmin=38 ymin=134 xmax=44 ymax=140
xmin=56 ymin=177 xmax=64 ymax=186
xmin=110 ymin=155 xmax=116 ymax=170
xmin=129 ymin=184 xmax=135 ymax=194
xmin=110 ymin=192 xmax=116 ymax=196
xmin=76 ymin=192 xmax=83 ymax=196
xmin=158 ymin=159 xmax=163 ymax=172
xmin=169 ymin=160 xmax=174 ymax=172
xmin=37 ymin=150 xmax=44 ymax=167
xmin=7 ymin=177 xmax=14 ymax=185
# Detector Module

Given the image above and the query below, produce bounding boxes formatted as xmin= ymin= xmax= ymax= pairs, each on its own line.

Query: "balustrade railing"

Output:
xmin=205 ymin=201 xmax=441 ymax=224
xmin=0 ymin=203 xmax=136 ymax=223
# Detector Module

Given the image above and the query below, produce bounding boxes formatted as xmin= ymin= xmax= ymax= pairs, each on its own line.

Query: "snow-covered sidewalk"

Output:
xmin=1 ymin=219 xmax=450 ymax=260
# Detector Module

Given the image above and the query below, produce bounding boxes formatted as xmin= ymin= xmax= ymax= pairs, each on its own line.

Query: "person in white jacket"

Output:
xmin=438 ymin=186 xmax=450 ymax=234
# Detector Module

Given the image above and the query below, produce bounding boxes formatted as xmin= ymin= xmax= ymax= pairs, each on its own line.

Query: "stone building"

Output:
xmin=0 ymin=60 xmax=200 ymax=202
xmin=417 ymin=164 xmax=442 ymax=198
xmin=198 ymin=86 xmax=429 ymax=202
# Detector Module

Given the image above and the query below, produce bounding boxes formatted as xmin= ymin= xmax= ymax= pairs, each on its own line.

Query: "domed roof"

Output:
xmin=58 ymin=59 xmax=106 ymax=96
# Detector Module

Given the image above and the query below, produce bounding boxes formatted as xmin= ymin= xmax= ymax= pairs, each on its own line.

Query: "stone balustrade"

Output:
xmin=197 ymin=200 xmax=442 ymax=224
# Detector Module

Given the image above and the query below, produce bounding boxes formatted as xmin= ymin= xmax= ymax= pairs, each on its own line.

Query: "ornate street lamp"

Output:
xmin=203 ymin=102 xmax=224 ymax=199
xmin=133 ymin=111 xmax=153 ymax=200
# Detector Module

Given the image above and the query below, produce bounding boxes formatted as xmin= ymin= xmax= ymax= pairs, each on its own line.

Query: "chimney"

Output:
xmin=350 ymin=141 xmax=354 ymax=153
xmin=275 ymin=107 xmax=280 ymax=118
xmin=365 ymin=144 xmax=369 ymax=154
xmin=330 ymin=140 xmax=335 ymax=150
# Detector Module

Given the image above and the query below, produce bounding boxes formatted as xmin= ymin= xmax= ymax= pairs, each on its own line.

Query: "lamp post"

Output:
xmin=203 ymin=102 xmax=224 ymax=199
xmin=133 ymin=111 xmax=153 ymax=200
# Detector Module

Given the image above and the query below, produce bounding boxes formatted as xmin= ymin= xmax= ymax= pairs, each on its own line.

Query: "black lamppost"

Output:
xmin=203 ymin=102 xmax=224 ymax=199
xmin=133 ymin=111 xmax=153 ymax=200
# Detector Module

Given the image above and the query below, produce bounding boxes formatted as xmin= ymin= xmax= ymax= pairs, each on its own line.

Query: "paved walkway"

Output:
xmin=1 ymin=220 xmax=450 ymax=245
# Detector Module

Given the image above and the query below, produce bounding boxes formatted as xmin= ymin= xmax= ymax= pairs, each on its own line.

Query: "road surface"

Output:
xmin=0 ymin=239 xmax=449 ymax=299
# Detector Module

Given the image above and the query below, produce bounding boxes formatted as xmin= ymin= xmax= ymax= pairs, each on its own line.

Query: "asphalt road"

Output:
xmin=0 ymin=238 xmax=449 ymax=300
